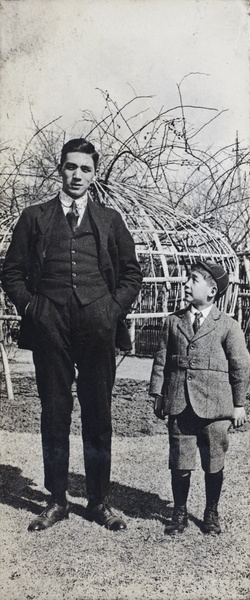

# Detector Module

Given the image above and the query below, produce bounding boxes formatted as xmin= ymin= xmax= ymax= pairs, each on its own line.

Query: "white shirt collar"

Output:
xmin=190 ymin=304 xmax=213 ymax=319
xmin=59 ymin=188 xmax=88 ymax=209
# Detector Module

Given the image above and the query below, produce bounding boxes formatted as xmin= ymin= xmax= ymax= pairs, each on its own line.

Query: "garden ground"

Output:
xmin=0 ymin=350 xmax=249 ymax=600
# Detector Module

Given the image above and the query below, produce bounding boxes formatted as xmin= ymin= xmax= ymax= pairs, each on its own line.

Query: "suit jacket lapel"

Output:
xmin=177 ymin=308 xmax=194 ymax=341
xmin=193 ymin=304 xmax=221 ymax=340
xmin=36 ymin=196 xmax=60 ymax=234
xmin=177 ymin=304 xmax=221 ymax=342
xmin=87 ymin=199 xmax=112 ymax=254
xmin=35 ymin=196 xmax=111 ymax=258
xmin=35 ymin=196 xmax=61 ymax=266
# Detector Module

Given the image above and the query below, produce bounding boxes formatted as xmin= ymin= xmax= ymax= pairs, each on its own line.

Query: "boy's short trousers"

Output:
xmin=168 ymin=406 xmax=231 ymax=473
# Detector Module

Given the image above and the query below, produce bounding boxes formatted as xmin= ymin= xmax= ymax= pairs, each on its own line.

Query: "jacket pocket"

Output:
xmin=109 ymin=294 xmax=122 ymax=318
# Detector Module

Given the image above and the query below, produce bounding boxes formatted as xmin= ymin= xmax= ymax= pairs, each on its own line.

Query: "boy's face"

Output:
xmin=185 ymin=270 xmax=216 ymax=308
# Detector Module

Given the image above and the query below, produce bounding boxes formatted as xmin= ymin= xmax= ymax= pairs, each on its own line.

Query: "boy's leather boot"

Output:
xmin=203 ymin=470 xmax=223 ymax=534
xmin=164 ymin=469 xmax=190 ymax=535
xmin=164 ymin=504 xmax=188 ymax=534
xmin=203 ymin=502 xmax=221 ymax=535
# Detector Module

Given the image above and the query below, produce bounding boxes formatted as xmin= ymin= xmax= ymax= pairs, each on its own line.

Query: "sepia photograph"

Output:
xmin=0 ymin=1 xmax=249 ymax=599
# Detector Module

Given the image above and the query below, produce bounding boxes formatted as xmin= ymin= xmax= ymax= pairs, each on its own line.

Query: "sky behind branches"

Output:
xmin=0 ymin=0 xmax=249 ymax=153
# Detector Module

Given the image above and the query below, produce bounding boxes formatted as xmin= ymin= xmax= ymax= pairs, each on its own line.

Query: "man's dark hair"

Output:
xmin=60 ymin=138 xmax=99 ymax=171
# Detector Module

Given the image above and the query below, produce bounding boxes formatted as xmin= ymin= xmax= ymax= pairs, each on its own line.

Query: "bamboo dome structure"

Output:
xmin=0 ymin=181 xmax=239 ymax=357
xmin=94 ymin=180 xmax=239 ymax=354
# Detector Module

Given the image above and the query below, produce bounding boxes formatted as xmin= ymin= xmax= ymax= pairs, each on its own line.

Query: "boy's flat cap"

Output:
xmin=195 ymin=261 xmax=229 ymax=296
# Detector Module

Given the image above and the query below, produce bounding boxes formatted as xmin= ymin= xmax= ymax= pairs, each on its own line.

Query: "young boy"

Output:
xmin=149 ymin=261 xmax=250 ymax=535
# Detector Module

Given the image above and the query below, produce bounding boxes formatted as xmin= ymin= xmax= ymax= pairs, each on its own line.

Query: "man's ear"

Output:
xmin=58 ymin=163 xmax=62 ymax=175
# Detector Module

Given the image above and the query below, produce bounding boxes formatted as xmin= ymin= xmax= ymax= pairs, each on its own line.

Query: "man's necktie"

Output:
xmin=66 ymin=201 xmax=79 ymax=232
xmin=193 ymin=311 xmax=202 ymax=334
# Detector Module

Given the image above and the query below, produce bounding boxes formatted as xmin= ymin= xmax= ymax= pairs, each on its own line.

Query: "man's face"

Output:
xmin=184 ymin=270 xmax=215 ymax=307
xmin=60 ymin=152 xmax=95 ymax=199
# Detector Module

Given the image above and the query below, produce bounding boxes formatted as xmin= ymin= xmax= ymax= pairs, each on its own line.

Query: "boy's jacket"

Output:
xmin=149 ymin=305 xmax=250 ymax=419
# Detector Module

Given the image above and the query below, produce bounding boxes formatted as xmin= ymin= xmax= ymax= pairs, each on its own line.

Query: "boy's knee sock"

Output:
xmin=171 ymin=469 xmax=191 ymax=508
xmin=205 ymin=469 xmax=223 ymax=508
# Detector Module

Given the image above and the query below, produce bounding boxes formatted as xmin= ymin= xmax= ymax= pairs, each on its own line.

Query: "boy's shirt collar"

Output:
xmin=189 ymin=304 xmax=213 ymax=325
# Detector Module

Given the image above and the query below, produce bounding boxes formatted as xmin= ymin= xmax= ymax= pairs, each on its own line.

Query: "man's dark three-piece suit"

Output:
xmin=2 ymin=195 xmax=142 ymax=505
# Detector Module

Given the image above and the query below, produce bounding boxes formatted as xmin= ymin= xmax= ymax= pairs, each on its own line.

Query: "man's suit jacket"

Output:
xmin=2 ymin=195 xmax=142 ymax=351
xmin=149 ymin=305 xmax=250 ymax=419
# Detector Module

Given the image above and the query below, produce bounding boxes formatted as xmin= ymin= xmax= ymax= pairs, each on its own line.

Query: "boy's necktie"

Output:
xmin=193 ymin=311 xmax=202 ymax=334
xmin=66 ymin=201 xmax=79 ymax=232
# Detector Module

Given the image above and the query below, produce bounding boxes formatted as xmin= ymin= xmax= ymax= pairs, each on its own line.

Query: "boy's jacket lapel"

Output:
xmin=177 ymin=309 xmax=194 ymax=341
xmin=177 ymin=304 xmax=221 ymax=341
xmin=193 ymin=305 xmax=221 ymax=340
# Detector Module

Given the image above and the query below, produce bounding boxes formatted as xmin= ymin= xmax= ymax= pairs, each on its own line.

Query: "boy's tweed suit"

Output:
xmin=150 ymin=274 xmax=249 ymax=534
xmin=150 ymin=304 xmax=250 ymax=421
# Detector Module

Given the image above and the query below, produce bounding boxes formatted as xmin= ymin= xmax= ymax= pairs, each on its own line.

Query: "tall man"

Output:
xmin=2 ymin=138 xmax=142 ymax=532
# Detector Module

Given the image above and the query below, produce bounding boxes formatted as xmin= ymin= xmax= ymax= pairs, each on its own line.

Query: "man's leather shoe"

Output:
xmin=164 ymin=505 xmax=188 ymax=535
xmin=28 ymin=502 xmax=69 ymax=532
xmin=86 ymin=502 xmax=126 ymax=531
xmin=203 ymin=505 xmax=221 ymax=535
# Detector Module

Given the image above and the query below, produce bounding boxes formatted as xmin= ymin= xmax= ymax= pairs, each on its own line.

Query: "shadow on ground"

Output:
xmin=0 ymin=464 xmax=172 ymax=525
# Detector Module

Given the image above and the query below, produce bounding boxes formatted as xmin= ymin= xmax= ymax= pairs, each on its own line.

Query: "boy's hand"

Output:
xmin=154 ymin=395 xmax=165 ymax=420
xmin=233 ymin=406 xmax=246 ymax=428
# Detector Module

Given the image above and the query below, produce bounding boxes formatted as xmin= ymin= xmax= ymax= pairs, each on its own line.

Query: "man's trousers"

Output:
xmin=30 ymin=292 xmax=120 ymax=503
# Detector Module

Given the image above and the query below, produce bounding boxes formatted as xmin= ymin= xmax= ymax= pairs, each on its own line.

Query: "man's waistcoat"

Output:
xmin=38 ymin=202 xmax=108 ymax=305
